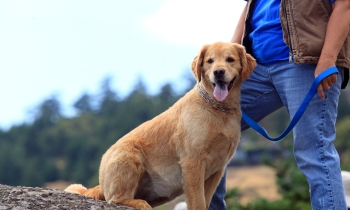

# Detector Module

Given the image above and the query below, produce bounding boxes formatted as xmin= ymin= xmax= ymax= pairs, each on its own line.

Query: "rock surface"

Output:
xmin=0 ymin=184 xmax=134 ymax=210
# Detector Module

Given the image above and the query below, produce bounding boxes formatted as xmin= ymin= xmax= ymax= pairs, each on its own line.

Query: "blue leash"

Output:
xmin=241 ymin=66 xmax=339 ymax=141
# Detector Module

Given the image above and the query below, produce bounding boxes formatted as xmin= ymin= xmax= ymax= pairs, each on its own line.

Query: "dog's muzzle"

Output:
xmin=212 ymin=68 xmax=235 ymax=102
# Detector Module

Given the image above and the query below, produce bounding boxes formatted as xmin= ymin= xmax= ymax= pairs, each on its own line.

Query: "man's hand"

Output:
xmin=315 ymin=65 xmax=337 ymax=100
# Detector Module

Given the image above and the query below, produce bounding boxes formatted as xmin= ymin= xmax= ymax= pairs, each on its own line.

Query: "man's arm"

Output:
xmin=231 ymin=3 xmax=248 ymax=44
xmin=316 ymin=0 xmax=350 ymax=99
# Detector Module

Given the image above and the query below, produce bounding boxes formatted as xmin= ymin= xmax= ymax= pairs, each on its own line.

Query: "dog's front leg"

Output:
xmin=204 ymin=169 xmax=225 ymax=209
xmin=182 ymin=161 xmax=207 ymax=210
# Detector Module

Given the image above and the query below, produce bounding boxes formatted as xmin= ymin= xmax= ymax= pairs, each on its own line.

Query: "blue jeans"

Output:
xmin=209 ymin=61 xmax=347 ymax=210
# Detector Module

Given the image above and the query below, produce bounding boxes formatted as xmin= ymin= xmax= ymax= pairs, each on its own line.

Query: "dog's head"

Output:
xmin=192 ymin=42 xmax=256 ymax=102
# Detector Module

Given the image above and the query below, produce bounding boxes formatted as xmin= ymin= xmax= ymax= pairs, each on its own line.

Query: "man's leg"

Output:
xmin=209 ymin=63 xmax=284 ymax=209
xmin=270 ymin=62 xmax=347 ymax=210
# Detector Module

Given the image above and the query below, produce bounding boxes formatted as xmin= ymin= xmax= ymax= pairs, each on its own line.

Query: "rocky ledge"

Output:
xmin=0 ymin=184 xmax=134 ymax=210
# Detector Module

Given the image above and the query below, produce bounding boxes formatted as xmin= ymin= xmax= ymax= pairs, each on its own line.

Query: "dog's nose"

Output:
xmin=214 ymin=68 xmax=225 ymax=78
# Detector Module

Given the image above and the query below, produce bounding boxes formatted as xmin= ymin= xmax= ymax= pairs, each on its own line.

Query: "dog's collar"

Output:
xmin=196 ymin=83 xmax=231 ymax=113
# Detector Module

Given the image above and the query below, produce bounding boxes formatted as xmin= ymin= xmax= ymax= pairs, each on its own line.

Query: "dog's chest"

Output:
xmin=206 ymin=130 xmax=237 ymax=166
xmin=181 ymin=109 xmax=240 ymax=165
xmin=183 ymin=110 xmax=240 ymax=145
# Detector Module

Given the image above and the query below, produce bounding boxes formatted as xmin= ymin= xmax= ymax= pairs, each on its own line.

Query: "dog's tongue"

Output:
xmin=213 ymin=82 xmax=228 ymax=102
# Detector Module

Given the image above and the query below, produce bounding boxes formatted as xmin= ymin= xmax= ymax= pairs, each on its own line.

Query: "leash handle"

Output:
xmin=241 ymin=66 xmax=339 ymax=142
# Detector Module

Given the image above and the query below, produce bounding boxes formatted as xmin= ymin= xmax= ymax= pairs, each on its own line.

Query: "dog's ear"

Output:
xmin=191 ymin=56 xmax=199 ymax=81
xmin=191 ymin=45 xmax=209 ymax=82
xmin=234 ymin=44 xmax=256 ymax=81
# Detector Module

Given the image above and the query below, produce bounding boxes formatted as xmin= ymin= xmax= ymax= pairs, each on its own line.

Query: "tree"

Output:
xmin=74 ymin=93 xmax=94 ymax=114
xmin=98 ymin=76 xmax=119 ymax=115
xmin=33 ymin=95 xmax=62 ymax=126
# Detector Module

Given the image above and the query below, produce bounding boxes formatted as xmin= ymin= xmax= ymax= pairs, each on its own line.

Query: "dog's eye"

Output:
xmin=226 ymin=57 xmax=235 ymax=63
xmin=207 ymin=59 xmax=213 ymax=64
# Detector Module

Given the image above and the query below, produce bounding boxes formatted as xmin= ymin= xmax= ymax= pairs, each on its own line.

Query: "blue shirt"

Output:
xmin=248 ymin=0 xmax=336 ymax=64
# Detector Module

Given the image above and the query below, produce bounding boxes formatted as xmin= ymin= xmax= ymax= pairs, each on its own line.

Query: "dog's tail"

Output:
xmin=65 ymin=184 xmax=105 ymax=200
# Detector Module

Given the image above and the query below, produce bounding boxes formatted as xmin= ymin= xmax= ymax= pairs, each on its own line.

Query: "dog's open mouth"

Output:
xmin=212 ymin=78 xmax=235 ymax=102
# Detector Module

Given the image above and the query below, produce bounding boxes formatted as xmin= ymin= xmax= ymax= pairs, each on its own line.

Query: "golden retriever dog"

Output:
xmin=65 ymin=42 xmax=256 ymax=210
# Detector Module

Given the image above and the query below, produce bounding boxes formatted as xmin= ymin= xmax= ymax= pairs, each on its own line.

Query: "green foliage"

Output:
xmin=0 ymin=75 xmax=188 ymax=187
xmin=226 ymin=150 xmax=312 ymax=210
xmin=334 ymin=117 xmax=350 ymax=171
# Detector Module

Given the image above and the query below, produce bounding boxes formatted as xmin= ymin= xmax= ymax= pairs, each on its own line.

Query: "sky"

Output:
xmin=0 ymin=0 xmax=246 ymax=130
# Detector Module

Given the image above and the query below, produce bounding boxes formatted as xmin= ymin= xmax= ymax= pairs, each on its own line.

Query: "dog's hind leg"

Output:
xmin=100 ymin=152 xmax=152 ymax=210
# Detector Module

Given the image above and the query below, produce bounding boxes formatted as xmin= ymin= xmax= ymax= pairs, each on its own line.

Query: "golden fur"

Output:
xmin=65 ymin=42 xmax=256 ymax=210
